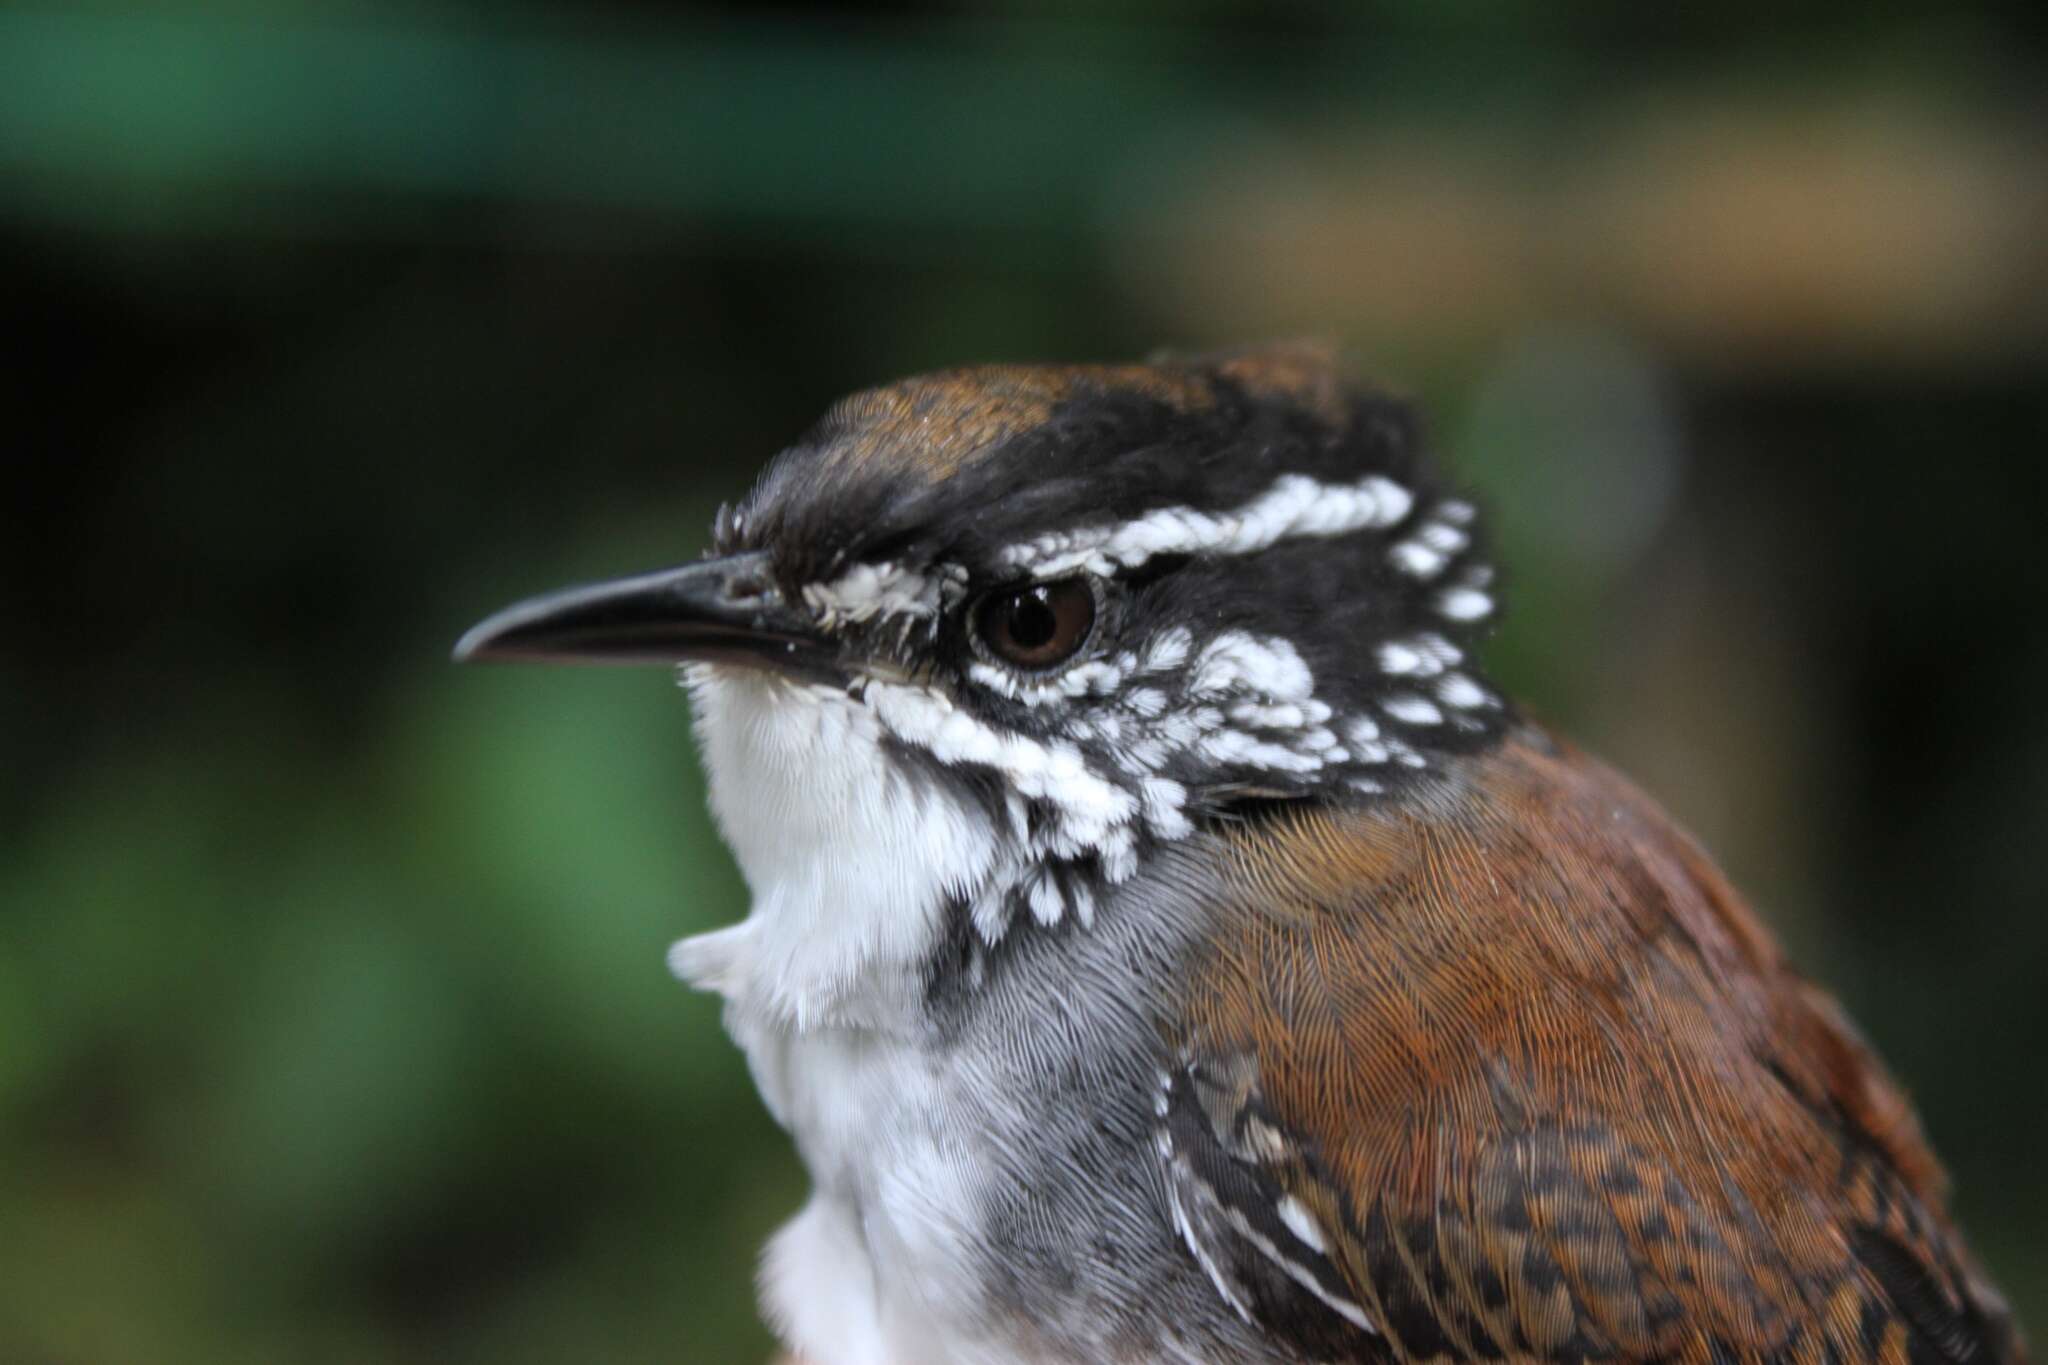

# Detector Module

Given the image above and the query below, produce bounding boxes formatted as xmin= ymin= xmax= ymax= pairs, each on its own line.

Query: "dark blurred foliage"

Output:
xmin=2 ymin=3 xmax=2043 ymax=1361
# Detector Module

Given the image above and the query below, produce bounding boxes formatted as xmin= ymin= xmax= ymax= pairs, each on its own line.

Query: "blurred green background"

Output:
xmin=3 ymin=3 xmax=2043 ymax=1361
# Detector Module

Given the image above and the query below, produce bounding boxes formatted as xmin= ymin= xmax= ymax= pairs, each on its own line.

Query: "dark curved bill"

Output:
xmin=452 ymin=549 xmax=840 ymax=680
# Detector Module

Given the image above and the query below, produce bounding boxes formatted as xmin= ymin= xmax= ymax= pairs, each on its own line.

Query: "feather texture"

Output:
xmin=1168 ymin=729 xmax=2025 ymax=1365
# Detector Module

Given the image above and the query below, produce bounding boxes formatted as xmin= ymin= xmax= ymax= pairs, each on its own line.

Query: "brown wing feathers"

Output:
xmin=1166 ymin=730 xmax=2022 ymax=1365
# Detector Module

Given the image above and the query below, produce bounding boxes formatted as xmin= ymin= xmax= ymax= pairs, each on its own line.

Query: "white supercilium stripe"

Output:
xmin=1000 ymin=473 xmax=1415 ymax=579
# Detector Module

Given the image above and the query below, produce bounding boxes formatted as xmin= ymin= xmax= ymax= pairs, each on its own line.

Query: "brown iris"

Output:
xmin=973 ymin=579 xmax=1097 ymax=671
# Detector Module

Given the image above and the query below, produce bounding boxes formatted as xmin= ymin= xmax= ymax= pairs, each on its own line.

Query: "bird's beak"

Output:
xmin=452 ymin=549 xmax=840 ymax=680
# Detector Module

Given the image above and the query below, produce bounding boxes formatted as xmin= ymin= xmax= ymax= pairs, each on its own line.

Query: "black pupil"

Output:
xmin=1005 ymin=590 xmax=1059 ymax=649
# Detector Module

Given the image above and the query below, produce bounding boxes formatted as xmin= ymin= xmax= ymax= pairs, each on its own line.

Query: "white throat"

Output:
xmin=667 ymin=665 xmax=1002 ymax=1031
xmin=668 ymin=666 xmax=1025 ymax=1365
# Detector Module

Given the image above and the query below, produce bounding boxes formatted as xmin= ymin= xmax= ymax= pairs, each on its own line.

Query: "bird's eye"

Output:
xmin=972 ymin=579 xmax=1098 ymax=672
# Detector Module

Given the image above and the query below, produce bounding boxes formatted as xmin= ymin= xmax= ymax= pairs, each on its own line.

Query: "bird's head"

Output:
xmin=458 ymin=346 xmax=1507 ymax=985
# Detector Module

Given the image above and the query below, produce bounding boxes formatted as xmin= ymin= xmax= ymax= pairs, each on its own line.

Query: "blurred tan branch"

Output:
xmin=1118 ymin=97 xmax=2047 ymax=367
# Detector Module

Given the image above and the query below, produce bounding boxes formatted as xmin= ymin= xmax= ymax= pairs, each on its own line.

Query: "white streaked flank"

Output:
xmin=1276 ymin=1194 xmax=1329 ymax=1254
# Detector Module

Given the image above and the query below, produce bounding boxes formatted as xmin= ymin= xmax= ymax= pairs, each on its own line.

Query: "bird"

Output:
xmin=455 ymin=344 xmax=2026 ymax=1365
